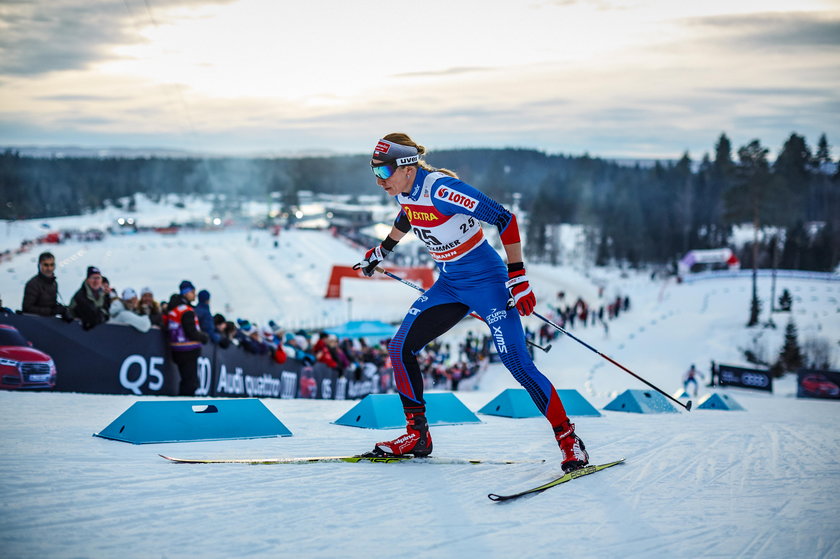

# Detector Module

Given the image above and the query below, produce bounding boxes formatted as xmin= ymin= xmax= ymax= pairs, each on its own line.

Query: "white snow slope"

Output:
xmin=1 ymin=212 xmax=840 ymax=559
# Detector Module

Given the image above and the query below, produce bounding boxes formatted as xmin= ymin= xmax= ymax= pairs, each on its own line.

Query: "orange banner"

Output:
xmin=325 ymin=266 xmax=435 ymax=298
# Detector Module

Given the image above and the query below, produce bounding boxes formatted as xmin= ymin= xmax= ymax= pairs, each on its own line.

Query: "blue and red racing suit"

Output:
xmin=388 ymin=168 xmax=569 ymax=429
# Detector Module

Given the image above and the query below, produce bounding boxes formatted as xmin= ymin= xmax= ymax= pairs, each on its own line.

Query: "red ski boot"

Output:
xmin=554 ymin=420 xmax=589 ymax=473
xmin=374 ymin=408 xmax=433 ymax=457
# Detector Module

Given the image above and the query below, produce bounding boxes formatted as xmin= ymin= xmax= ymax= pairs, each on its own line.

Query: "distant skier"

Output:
xmin=356 ymin=133 xmax=589 ymax=473
xmin=683 ymin=364 xmax=704 ymax=397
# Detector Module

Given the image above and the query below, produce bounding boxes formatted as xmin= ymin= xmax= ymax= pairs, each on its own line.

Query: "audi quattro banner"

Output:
xmin=796 ymin=369 xmax=840 ymax=400
xmin=0 ymin=313 xmax=179 ymax=395
xmin=211 ymin=344 xmax=301 ymax=399
xmin=0 ymin=314 xmax=390 ymax=399
xmin=718 ymin=364 xmax=773 ymax=392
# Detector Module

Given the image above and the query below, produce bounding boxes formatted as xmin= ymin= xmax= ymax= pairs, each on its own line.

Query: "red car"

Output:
xmin=801 ymin=374 xmax=840 ymax=397
xmin=0 ymin=324 xmax=57 ymax=389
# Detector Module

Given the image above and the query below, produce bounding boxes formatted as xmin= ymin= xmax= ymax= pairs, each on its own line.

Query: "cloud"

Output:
xmin=0 ymin=0 xmax=235 ymax=76
xmin=392 ymin=67 xmax=492 ymax=79
xmin=686 ymin=11 xmax=840 ymax=49
xmin=34 ymin=94 xmax=131 ymax=102
xmin=702 ymin=86 xmax=836 ymax=98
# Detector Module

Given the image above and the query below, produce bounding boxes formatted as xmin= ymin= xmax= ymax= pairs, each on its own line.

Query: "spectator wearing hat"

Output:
xmin=166 ymin=280 xmax=209 ymax=396
xmin=222 ymin=320 xmax=238 ymax=346
xmin=137 ymin=287 xmax=163 ymax=327
xmin=212 ymin=313 xmax=232 ymax=348
xmin=109 ymin=288 xmax=151 ymax=333
xmin=268 ymin=321 xmax=292 ymax=364
xmin=313 ymin=332 xmax=339 ymax=371
xmin=194 ymin=289 xmax=222 ymax=345
xmin=236 ymin=321 xmax=269 ymax=355
xmin=260 ymin=325 xmax=277 ymax=351
xmin=68 ymin=266 xmax=109 ymax=330
xmin=101 ymin=276 xmax=116 ymax=312
xmin=22 ymin=251 xmax=68 ymax=318
xmin=284 ymin=332 xmax=315 ymax=364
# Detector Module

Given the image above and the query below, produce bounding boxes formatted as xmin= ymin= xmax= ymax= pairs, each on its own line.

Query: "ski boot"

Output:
xmin=554 ymin=420 xmax=589 ymax=473
xmin=371 ymin=407 xmax=433 ymax=457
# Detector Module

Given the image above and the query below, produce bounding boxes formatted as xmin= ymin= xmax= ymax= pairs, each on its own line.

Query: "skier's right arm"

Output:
xmin=356 ymin=212 xmax=410 ymax=277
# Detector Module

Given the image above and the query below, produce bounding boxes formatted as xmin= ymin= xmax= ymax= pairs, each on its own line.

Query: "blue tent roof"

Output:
xmin=324 ymin=320 xmax=397 ymax=340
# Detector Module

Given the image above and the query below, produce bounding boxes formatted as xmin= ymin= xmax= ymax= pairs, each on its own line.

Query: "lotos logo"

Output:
xmin=435 ymin=187 xmax=478 ymax=211
xmin=374 ymin=140 xmax=391 ymax=154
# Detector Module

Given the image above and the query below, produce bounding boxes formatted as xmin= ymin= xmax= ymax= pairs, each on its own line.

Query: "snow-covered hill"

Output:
xmin=1 ymin=207 xmax=839 ymax=559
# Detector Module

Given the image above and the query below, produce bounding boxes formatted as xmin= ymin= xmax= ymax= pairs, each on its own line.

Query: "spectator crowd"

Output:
xmin=13 ymin=251 xmax=488 ymax=395
xmin=537 ymin=290 xmax=633 ymax=347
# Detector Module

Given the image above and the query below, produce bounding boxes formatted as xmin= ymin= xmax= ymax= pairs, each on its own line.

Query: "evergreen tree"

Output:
xmin=777 ymin=288 xmax=792 ymax=311
xmin=813 ymin=133 xmax=832 ymax=167
xmin=725 ymin=140 xmax=773 ymax=326
xmin=776 ymin=319 xmax=804 ymax=376
xmin=774 ymin=133 xmax=812 ymax=224
xmin=0 ymin=132 xmax=835 ymax=271
xmin=780 ymin=221 xmax=808 ymax=270
xmin=704 ymin=133 xmax=736 ymax=247
xmin=674 ymin=152 xmax=695 ymax=254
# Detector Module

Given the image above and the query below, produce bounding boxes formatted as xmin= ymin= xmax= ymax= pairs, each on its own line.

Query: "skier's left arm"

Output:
xmin=434 ymin=179 xmax=536 ymax=316
xmin=499 ymin=225 xmax=536 ymax=317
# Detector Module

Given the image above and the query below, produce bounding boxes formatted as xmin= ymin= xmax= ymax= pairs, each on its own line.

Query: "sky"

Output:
xmin=1 ymin=0 xmax=839 ymax=159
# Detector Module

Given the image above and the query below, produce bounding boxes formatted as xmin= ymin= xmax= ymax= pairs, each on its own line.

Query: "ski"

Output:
xmin=159 ymin=453 xmax=542 ymax=465
xmin=488 ymin=458 xmax=625 ymax=502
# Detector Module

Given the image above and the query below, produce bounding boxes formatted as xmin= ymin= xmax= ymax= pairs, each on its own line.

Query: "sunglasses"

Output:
xmin=371 ymin=161 xmax=399 ymax=180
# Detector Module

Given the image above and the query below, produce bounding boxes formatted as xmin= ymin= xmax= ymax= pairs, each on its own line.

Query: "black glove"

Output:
xmin=59 ymin=305 xmax=74 ymax=323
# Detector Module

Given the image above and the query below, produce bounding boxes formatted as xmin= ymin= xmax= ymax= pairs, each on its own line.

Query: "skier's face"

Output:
xmin=372 ymin=159 xmax=414 ymax=196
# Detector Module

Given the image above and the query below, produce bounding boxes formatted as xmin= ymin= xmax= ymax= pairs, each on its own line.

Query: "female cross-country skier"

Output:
xmin=357 ymin=133 xmax=589 ymax=473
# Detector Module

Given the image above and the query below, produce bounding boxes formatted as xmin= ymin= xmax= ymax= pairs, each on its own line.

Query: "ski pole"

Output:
xmin=531 ymin=310 xmax=692 ymax=411
xmin=363 ymin=265 xmax=551 ymax=354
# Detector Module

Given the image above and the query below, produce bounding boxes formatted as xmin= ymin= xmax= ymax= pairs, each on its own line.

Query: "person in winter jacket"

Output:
xmin=101 ymin=276 xmax=115 ymax=313
xmin=22 ymin=252 xmax=67 ymax=318
xmin=235 ymin=322 xmax=269 ymax=355
xmin=283 ymin=332 xmax=315 ymax=364
xmin=108 ymin=288 xmax=151 ymax=333
xmin=68 ymin=266 xmax=109 ymax=330
xmin=212 ymin=313 xmax=232 ymax=348
xmin=166 ymin=280 xmax=209 ymax=395
xmin=194 ymin=289 xmax=222 ymax=345
xmin=137 ymin=287 xmax=164 ymax=327
xmin=313 ymin=332 xmax=338 ymax=370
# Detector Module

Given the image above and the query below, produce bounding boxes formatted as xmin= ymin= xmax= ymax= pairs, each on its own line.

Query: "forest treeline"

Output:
xmin=1 ymin=132 xmax=838 ymax=271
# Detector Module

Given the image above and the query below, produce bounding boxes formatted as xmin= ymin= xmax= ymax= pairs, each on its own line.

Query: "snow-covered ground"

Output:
xmin=1 ymin=205 xmax=839 ymax=559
